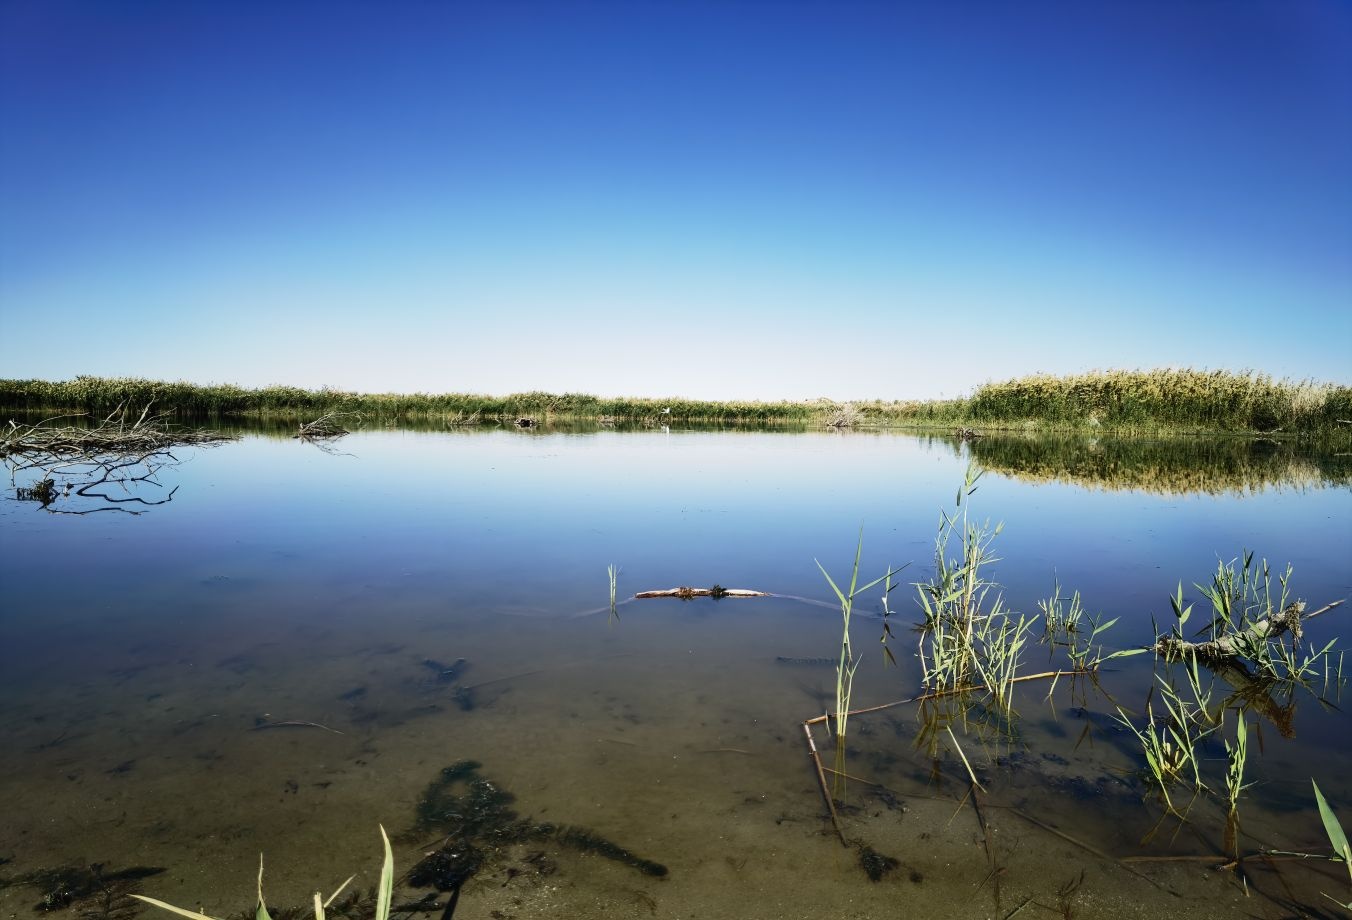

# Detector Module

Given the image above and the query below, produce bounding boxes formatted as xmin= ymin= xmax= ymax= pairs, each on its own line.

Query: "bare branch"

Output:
xmin=3 ymin=405 xmax=233 ymax=514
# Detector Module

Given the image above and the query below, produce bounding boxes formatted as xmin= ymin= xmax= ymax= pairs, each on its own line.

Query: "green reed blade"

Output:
xmin=129 ymin=898 xmax=225 ymax=920
xmin=256 ymin=856 xmax=271 ymax=920
xmin=1313 ymin=781 xmax=1351 ymax=867
xmin=323 ymin=876 xmax=355 ymax=909
xmin=376 ymin=825 xmax=395 ymax=920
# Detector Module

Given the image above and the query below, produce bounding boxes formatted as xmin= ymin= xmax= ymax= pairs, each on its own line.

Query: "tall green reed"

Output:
xmin=816 ymin=533 xmax=899 ymax=798
xmin=816 ymin=533 xmax=898 ymax=743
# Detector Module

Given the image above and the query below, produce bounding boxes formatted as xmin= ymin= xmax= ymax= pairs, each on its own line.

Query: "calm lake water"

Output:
xmin=2 ymin=427 xmax=1350 ymax=918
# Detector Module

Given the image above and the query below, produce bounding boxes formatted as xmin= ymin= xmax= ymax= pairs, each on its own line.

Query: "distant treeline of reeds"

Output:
xmin=0 ymin=369 xmax=1348 ymax=434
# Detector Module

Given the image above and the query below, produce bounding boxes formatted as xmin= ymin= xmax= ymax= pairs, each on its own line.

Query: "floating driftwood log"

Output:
xmin=1153 ymin=599 xmax=1343 ymax=661
xmin=634 ymin=585 xmax=771 ymax=599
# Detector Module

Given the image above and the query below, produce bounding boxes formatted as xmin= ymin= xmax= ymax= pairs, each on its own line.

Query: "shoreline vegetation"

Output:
xmin=1 ymin=370 xmax=1348 ymax=436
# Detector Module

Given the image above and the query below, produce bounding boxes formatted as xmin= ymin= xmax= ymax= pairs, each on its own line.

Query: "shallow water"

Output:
xmin=2 ymin=428 xmax=1350 ymax=918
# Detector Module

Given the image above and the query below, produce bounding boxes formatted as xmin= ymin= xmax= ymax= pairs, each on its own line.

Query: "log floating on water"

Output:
xmin=634 ymin=586 xmax=771 ymax=599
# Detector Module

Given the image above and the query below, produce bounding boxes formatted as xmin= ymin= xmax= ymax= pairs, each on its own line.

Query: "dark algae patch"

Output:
xmin=421 ymin=659 xmax=477 ymax=710
xmin=0 ymin=864 xmax=164 ymax=915
xmin=856 ymin=846 xmax=899 ymax=882
xmin=407 ymin=760 xmax=667 ymax=904
xmin=421 ymin=658 xmax=467 ymax=683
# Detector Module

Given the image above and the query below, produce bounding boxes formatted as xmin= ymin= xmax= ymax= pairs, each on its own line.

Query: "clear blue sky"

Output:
xmin=1 ymin=0 xmax=1348 ymax=400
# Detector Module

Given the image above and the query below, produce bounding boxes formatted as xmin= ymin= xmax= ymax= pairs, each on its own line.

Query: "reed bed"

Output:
xmin=966 ymin=369 xmax=1351 ymax=434
xmin=0 ymin=377 xmax=826 ymax=424
xmin=4 ymin=369 xmax=1346 ymax=433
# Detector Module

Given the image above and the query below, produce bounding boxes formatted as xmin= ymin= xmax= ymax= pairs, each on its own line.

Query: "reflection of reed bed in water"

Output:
xmin=958 ymin=432 xmax=1351 ymax=495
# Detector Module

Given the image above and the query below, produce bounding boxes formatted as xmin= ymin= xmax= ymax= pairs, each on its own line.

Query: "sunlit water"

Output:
xmin=2 ymin=428 xmax=1350 ymax=918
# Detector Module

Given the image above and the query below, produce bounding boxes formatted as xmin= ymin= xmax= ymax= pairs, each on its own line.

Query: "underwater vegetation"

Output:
xmin=408 ymin=759 xmax=668 ymax=900
xmin=65 ymin=758 xmax=667 ymax=920
xmin=856 ymin=846 xmax=899 ymax=883
xmin=0 ymin=864 xmax=164 ymax=916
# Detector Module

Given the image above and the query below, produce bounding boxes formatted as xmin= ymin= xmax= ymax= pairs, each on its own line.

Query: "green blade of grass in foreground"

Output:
xmin=375 ymin=824 xmax=394 ymax=920
xmin=129 ymin=898 xmax=224 ymax=920
xmin=256 ymin=855 xmax=271 ymax=920
xmin=1313 ymin=780 xmax=1352 ymax=887
xmin=131 ymin=828 xmax=394 ymax=920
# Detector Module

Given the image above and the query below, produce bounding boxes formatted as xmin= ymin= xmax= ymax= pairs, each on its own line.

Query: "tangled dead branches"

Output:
xmin=294 ymin=412 xmax=361 ymax=455
xmin=2 ymin=404 xmax=235 ymax=515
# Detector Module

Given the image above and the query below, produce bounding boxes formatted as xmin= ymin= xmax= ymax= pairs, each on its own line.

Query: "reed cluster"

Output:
xmin=915 ymin=465 xmax=1035 ymax=713
xmin=1114 ymin=658 xmax=1219 ymax=813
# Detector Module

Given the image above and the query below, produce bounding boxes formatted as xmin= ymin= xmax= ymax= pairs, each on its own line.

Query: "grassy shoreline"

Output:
xmin=1 ymin=370 xmax=1348 ymax=435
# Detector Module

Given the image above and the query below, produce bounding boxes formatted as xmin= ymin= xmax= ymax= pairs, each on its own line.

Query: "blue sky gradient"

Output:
xmin=1 ymin=1 xmax=1348 ymax=399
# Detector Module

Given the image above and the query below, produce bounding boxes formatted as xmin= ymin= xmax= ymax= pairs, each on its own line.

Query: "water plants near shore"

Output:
xmin=799 ymin=464 xmax=1345 ymax=911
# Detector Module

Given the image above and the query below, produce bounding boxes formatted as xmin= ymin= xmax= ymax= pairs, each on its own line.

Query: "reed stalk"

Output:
xmin=607 ymin=564 xmax=620 ymax=623
xmin=816 ymin=532 xmax=898 ymax=797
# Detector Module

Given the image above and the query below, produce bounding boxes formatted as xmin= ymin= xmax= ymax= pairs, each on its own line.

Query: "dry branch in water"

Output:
xmin=293 ymin=412 xmax=362 ymax=454
xmin=1153 ymin=599 xmax=1344 ymax=661
xmin=634 ymin=586 xmax=771 ymax=599
xmin=294 ymin=412 xmax=360 ymax=440
xmin=2 ymin=404 xmax=234 ymax=514
xmin=2 ymin=404 xmax=232 ymax=459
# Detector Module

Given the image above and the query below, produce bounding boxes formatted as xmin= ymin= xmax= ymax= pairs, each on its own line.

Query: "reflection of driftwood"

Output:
xmin=634 ymin=586 xmax=771 ymax=599
xmin=3 ymin=405 xmax=233 ymax=515
xmin=1213 ymin=659 xmax=1297 ymax=738
xmin=1154 ymin=600 xmax=1343 ymax=661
